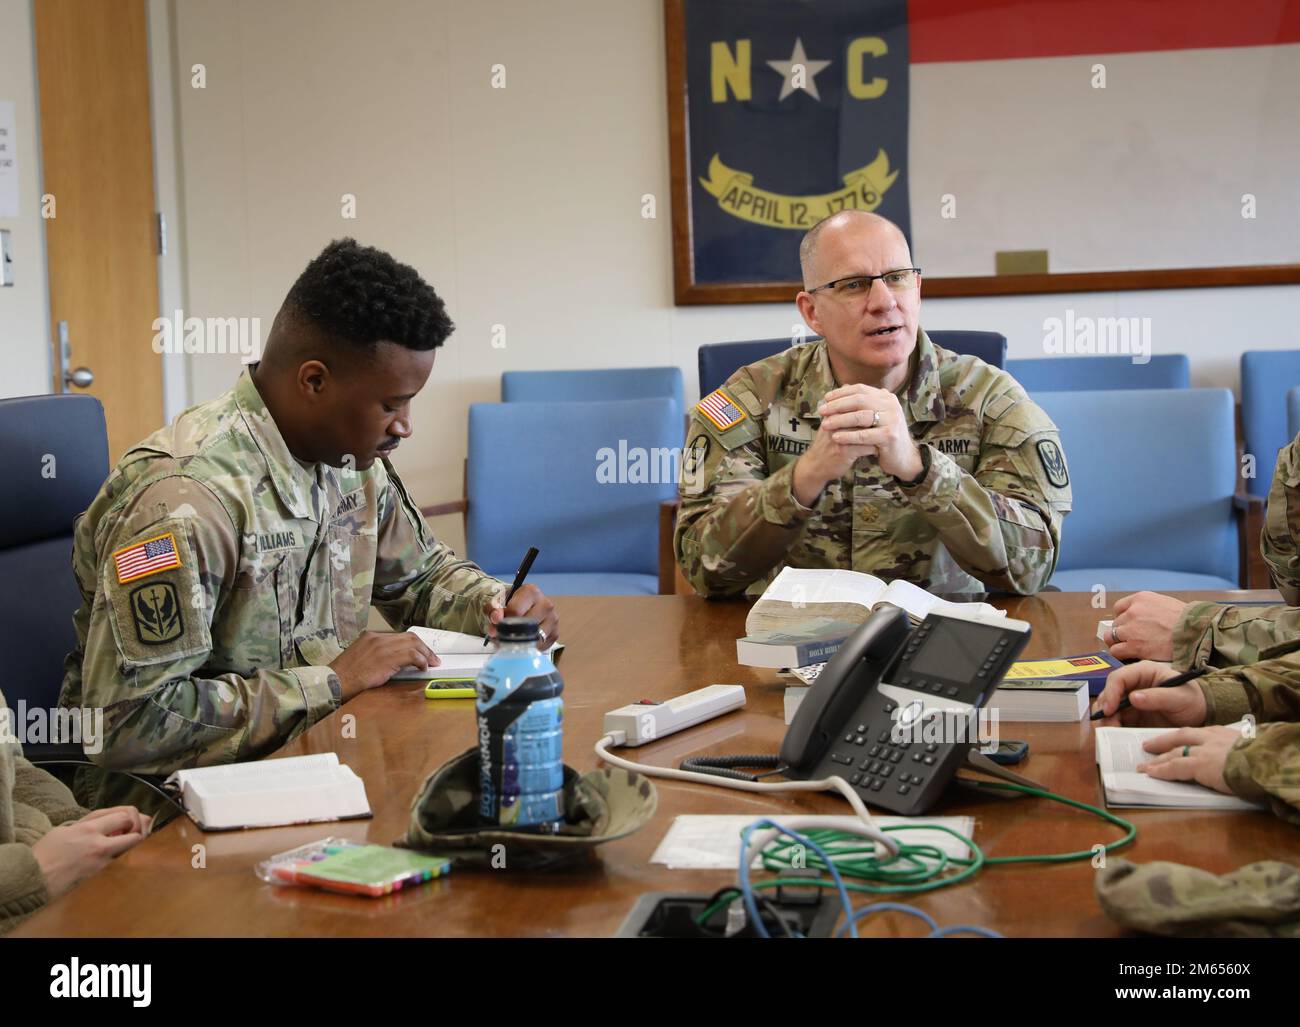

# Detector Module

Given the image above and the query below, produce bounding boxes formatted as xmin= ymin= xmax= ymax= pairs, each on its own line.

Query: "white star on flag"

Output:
xmin=767 ymin=38 xmax=832 ymax=101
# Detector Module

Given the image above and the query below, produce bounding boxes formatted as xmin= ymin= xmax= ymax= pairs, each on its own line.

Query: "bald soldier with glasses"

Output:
xmin=674 ymin=210 xmax=1072 ymax=597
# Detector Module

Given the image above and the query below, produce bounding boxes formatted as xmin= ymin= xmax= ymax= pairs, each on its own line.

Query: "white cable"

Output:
xmin=740 ymin=817 xmax=889 ymax=878
xmin=594 ymin=733 xmax=900 ymax=857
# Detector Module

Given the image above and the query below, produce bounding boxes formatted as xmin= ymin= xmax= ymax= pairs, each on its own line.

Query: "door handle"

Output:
xmin=56 ymin=320 xmax=94 ymax=391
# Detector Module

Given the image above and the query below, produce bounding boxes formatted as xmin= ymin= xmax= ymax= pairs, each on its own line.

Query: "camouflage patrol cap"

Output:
xmin=397 ymin=748 xmax=658 ymax=870
xmin=1095 ymin=858 xmax=1300 ymax=937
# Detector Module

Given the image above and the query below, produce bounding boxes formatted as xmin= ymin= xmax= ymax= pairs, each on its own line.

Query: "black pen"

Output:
xmin=484 ymin=546 xmax=540 ymax=645
xmin=1089 ymin=666 xmax=1209 ymax=721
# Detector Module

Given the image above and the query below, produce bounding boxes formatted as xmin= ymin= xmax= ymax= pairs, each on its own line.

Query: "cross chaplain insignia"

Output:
xmin=679 ymin=0 xmax=912 ymax=286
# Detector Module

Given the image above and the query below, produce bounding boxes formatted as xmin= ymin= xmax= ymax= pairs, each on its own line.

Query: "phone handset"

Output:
xmin=780 ymin=604 xmax=912 ymax=774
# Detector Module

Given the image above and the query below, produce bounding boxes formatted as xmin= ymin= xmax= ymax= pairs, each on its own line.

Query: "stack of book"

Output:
xmin=987 ymin=652 xmax=1123 ymax=722
xmin=736 ymin=568 xmax=1004 ymax=669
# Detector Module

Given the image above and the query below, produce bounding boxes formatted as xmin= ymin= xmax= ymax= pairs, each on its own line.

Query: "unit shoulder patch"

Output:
xmin=1036 ymin=439 xmax=1070 ymax=488
xmin=129 ymin=580 xmax=185 ymax=645
xmin=104 ymin=519 xmax=212 ymax=668
xmin=683 ymin=433 xmax=711 ymax=477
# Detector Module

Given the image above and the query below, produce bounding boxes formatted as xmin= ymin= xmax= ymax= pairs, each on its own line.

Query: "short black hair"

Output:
xmin=284 ymin=238 xmax=454 ymax=350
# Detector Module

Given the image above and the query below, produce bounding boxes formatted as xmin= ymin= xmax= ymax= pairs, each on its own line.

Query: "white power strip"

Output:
xmin=603 ymin=684 xmax=746 ymax=746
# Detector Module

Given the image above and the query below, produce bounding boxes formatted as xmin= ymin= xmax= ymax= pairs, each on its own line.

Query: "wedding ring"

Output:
xmin=870 ymin=409 xmax=881 ymax=429
xmin=1182 ymin=745 xmax=1192 ymax=757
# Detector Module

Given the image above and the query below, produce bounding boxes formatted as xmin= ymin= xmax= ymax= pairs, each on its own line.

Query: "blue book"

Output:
xmin=735 ymin=617 xmax=860 ymax=669
xmin=1003 ymin=651 xmax=1123 ymax=696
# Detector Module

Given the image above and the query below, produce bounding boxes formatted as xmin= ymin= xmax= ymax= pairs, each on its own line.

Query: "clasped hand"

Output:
xmin=793 ymin=385 xmax=922 ymax=506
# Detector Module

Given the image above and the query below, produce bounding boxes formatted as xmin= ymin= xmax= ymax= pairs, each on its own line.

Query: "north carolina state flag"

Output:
xmin=683 ymin=0 xmax=1298 ymax=284
xmin=907 ymin=0 xmax=1300 ymax=274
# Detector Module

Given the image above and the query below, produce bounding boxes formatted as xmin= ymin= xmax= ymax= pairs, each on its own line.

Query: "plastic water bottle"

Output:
xmin=476 ymin=617 xmax=564 ymax=829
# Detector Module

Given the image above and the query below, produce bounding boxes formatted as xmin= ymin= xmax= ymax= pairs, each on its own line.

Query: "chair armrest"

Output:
xmin=1232 ymin=492 xmax=1268 ymax=589
xmin=420 ymin=499 xmax=467 ymax=518
xmin=420 ymin=462 xmax=470 ymax=538
xmin=658 ymin=498 xmax=680 ymax=595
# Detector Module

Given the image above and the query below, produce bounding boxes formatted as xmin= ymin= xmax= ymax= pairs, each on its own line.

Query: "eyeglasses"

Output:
xmin=807 ymin=268 xmax=922 ymax=298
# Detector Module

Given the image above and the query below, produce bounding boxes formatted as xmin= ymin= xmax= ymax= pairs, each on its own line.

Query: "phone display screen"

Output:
xmin=907 ymin=618 xmax=1006 ymax=682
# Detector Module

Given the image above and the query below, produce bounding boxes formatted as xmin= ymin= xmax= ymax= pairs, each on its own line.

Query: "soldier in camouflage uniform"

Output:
xmin=1107 ymin=433 xmax=1300 ymax=669
xmin=1094 ymin=650 xmax=1300 ymax=824
xmin=59 ymin=239 xmax=558 ymax=816
xmin=675 ymin=211 xmax=1071 ymax=597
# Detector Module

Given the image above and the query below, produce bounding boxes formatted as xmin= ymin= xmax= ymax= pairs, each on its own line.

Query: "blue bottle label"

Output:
xmin=477 ymin=650 xmax=564 ymax=828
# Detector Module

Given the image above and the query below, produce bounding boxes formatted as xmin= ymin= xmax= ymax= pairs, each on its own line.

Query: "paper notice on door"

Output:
xmin=0 ymin=102 xmax=18 ymax=218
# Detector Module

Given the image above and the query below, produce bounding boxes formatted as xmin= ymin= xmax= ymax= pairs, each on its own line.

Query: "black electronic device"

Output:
xmin=780 ymin=605 xmax=1032 ymax=815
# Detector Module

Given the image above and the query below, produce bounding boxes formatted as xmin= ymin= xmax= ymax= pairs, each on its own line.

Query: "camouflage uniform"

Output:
xmin=1149 ymin=435 xmax=1300 ymax=824
xmin=1096 ymin=859 xmax=1300 ymax=937
xmin=1183 ymin=642 xmax=1300 ymax=823
xmin=674 ymin=332 xmax=1071 ymax=596
xmin=1174 ymin=433 xmax=1300 ymax=669
xmin=59 ymin=369 xmax=504 ymax=814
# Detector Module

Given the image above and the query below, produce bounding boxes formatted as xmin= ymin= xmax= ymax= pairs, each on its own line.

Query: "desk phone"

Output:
xmin=780 ymin=604 xmax=1031 ymax=815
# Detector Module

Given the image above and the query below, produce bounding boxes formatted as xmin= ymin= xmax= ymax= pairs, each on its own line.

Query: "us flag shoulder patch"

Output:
xmin=697 ymin=389 xmax=747 ymax=431
xmin=113 ymin=531 xmax=182 ymax=584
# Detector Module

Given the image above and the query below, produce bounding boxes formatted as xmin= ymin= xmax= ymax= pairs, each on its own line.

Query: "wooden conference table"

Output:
xmin=15 ymin=590 xmax=1296 ymax=938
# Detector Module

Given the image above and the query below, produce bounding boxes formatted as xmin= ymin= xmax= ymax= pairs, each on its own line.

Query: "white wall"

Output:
xmin=0 ymin=0 xmax=51 ymax=398
xmin=162 ymin=0 xmax=1300 ymax=553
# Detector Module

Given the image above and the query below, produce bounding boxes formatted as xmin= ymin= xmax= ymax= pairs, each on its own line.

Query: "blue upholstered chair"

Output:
xmin=927 ymin=330 xmax=1007 ymax=372
xmin=1006 ymin=354 xmax=1190 ymax=393
xmin=1035 ymin=389 xmax=1259 ymax=592
xmin=696 ymin=330 xmax=1007 ymax=398
xmin=0 ymin=395 xmax=107 ymax=763
xmin=451 ymin=398 xmax=680 ymax=595
xmin=1241 ymin=351 xmax=1300 ymax=497
xmin=501 ymin=367 xmax=684 ymax=427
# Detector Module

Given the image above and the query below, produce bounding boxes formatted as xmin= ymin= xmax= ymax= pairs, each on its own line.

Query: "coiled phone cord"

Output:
xmin=678 ymin=753 xmax=786 ymax=782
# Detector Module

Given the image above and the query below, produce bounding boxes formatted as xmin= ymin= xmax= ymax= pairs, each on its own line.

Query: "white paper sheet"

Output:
xmin=650 ymin=814 xmax=975 ymax=869
xmin=0 ymin=102 xmax=18 ymax=218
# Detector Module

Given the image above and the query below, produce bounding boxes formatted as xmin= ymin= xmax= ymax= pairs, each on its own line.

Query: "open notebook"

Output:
xmin=390 ymin=627 xmax=563 ymax=680
xmin=164 ymin=753 xmax=371 ymax=831
xmin=1094 ymin=726 xmax=1263 ymax=811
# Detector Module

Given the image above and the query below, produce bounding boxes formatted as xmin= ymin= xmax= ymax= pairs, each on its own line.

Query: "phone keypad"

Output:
xmin=848 ymin=729 xmax=935 ymax=797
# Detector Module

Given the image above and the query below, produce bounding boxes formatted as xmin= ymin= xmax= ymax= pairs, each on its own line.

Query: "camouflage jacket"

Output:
xmin=1174 ymin=434 xmax=1300 ymax=669
xmin=1 ymin=689 xmax=86 ymax=934
xmin=1097 ymin=859 xmax=1300 ymax=937
xmin=59 ymin=369 xmax=504 ymax=813
xmin=1191 ymin=640 xmax=1300 ymax=824
xmin=674 ymin=332 xmax=1071 ymax=596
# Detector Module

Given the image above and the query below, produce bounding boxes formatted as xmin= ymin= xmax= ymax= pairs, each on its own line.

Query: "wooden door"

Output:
xmin=34 ymin=0 xmax=162 ymax=461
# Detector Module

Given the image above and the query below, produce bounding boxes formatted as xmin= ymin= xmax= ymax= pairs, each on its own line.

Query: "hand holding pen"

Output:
xmin=1090 ymin=661 xmax=1210 ymax=726
xmin=483 ymin=546 xmax=559 ymax=648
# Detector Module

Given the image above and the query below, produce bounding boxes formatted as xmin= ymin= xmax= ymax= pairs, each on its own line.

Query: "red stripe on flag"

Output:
xmin=909 ymin=0 xmax=1300 ymax=63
